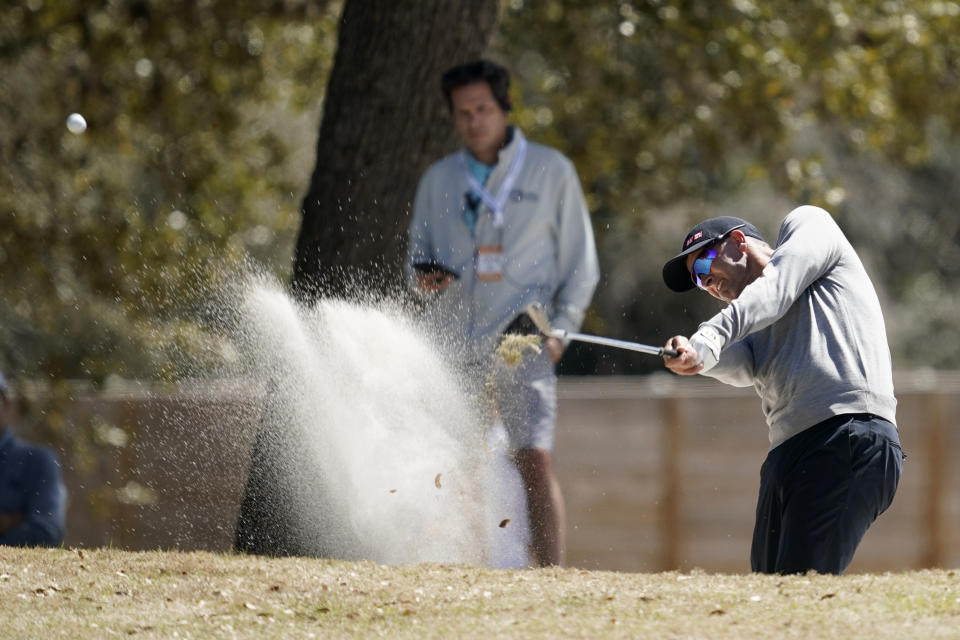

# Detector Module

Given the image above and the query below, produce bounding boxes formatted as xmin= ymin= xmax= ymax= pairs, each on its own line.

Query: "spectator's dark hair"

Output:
xmin=441 ymin=59 xmax=512 ymax=113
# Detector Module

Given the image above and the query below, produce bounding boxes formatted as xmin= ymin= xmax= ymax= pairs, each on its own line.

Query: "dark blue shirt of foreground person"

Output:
xmin=0 ymin=369 xmax=67 ymax=547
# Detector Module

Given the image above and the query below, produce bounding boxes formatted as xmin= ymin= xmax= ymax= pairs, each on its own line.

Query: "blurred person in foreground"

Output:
xmin=0 ymin=369 xmax=67 ymax=547
xmin=406 ymin=59 xmax=599 ymax=566
xmin=660 ymin=205 xmax=904 ymax=574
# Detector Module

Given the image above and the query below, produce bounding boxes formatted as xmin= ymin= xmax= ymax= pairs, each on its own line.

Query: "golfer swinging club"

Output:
xmin=660 ymin=205 xmax=904 ymax=574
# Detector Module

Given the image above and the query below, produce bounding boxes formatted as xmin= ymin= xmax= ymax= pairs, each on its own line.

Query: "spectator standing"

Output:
xmin=407 ymin=59 xmax=599 ymax=566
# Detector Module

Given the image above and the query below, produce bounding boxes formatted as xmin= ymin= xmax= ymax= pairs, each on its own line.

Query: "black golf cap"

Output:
xmin=662 ymin=216 xmax=764 ymax=292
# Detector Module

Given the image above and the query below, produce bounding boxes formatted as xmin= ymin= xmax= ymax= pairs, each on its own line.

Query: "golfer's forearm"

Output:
xmin=689 ymin=326 xmax=723 ymax=372
xmin=697 ymin=339 xmax=756 ymax=387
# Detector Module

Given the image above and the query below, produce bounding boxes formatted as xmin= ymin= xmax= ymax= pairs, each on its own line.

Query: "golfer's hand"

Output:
xmin=416 ymin=272 xmax=454 ymax=294
xmin=663 ymin=335 xmax=703 ymax=375
xmin=544 ymin=337 xmax=564 ymax=364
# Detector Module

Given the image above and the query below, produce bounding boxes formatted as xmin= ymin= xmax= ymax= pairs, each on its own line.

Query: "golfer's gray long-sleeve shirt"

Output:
xmin=691 ymin=205 xmax=898 ymax=449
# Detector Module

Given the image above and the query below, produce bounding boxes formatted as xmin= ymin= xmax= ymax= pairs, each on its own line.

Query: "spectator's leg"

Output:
xmin=497 ymin=348 xmax=561 ymax=567
xmin=515 ymin=447 xmax=565 ymax=566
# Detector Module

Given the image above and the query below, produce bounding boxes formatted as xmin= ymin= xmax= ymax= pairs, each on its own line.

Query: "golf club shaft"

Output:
xmin=553 ymin=329 xmax=678 ymax=358
xmin=524 ymin=303 xmax=678 ymax=358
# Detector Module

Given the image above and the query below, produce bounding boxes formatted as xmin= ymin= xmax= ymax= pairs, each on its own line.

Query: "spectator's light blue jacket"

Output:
xmin=407 ymin=128 xmax=599 ymax=357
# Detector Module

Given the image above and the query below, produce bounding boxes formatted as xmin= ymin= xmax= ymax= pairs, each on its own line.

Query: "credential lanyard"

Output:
xmin=461 ymin=137 xmax=527 ymax=229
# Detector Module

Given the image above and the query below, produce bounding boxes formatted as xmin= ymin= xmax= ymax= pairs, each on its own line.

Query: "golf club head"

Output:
xmin=523 ymin=302 xmax=562 ymax=338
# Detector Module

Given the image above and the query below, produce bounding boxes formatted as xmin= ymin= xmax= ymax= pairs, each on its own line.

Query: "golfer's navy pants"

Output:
xmin=750 ymin=413 xmax=903 ymax=575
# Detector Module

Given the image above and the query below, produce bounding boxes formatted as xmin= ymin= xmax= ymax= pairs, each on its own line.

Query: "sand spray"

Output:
xmin=230 ymin=277 xmax=529 ymax=565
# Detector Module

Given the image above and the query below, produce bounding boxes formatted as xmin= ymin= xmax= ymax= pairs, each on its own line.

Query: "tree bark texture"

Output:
xmin=292 ymin=0 xmax=501 ymax=302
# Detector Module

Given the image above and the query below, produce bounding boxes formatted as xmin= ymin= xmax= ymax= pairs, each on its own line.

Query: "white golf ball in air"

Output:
xmin=66 ymin=113 xmax=87 ymax=134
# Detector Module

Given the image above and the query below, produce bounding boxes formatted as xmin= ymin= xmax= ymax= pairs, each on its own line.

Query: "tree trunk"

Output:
xmin=292 ymin=0 xmax=501 ymax=302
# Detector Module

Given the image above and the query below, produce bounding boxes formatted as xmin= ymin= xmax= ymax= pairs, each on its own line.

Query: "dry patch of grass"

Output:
xmin=1 ymin=547 xmax=958 ymax=639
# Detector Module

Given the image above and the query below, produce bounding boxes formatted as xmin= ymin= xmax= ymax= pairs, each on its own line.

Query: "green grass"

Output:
xmin=1 ymin=547 xmax=958 ymax=639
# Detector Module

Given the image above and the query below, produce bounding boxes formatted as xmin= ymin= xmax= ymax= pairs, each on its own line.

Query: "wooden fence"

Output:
xmin=555 ymin=373 xmax=960 ymax=573
xmin=15 ymin=372 xmax=960 ymax=573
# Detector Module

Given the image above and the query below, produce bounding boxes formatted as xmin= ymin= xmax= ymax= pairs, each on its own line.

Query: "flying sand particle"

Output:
xmin=496 ymin=334 xmax=542 ymax=366
xmin=234 ymin=281 xmax=509 ymax=565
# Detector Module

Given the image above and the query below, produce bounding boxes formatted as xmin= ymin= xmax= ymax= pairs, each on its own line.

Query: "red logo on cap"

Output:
xmin=685 ymin=231 xmax=703 ymax=248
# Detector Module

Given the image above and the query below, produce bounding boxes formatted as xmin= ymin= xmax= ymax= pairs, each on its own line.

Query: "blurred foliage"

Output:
xmin=0 ymin=0 xmax=340 ymax=385
xmin=493 ymin=0 xmax=960 ymax=372
xmin=0 ymin=0 xmax=342 ymax=531
xmin=2 ymin=0 xmax=960 ymax=392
